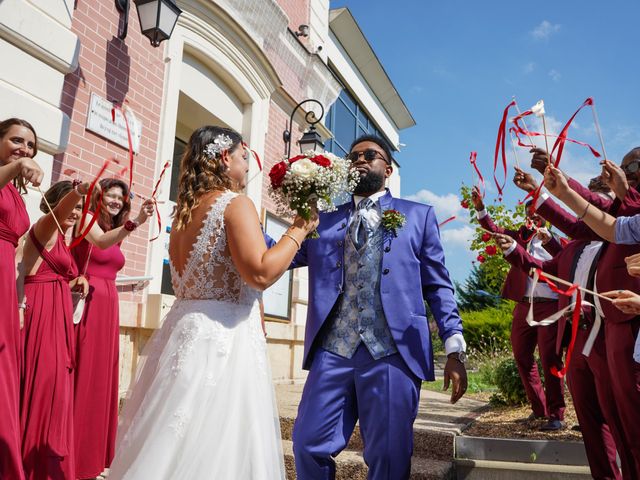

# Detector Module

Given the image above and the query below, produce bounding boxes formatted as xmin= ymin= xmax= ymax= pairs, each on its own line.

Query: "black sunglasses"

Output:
xmin=347 ymin=149 xmax=389 ymax=164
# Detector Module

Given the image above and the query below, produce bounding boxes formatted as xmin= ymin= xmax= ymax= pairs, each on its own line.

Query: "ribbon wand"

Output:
xmin=590 ymin=100 xmax=609 ymax=161
xmin=530 ymin=268 xmax=612 ymax=302
xmin=509 ymin=130 xmax=521 ymax=169
xmin=512 ymin=96 xmax=536 ymax=146
xmin=531 ymin=100 xmax=550 ymax=164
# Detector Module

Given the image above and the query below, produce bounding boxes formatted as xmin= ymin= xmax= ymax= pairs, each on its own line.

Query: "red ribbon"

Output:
xmin=69 ymin=159 xmax=114 ymax=249
xmin=438 ymin=216 xmax=456 ymax=228
xmin=535 ymin=269 xmax=582 ymax=378
xmin=149 ymin=161 xmax=170 ymax=242
xmin=243 ymin=142 xmax=262 ymax=171
xmin=494 ymin=100 xmax=516 ymax=201
xmin=469 ymin=151 xmax=485 ymax=198
xmin=111 ymin=104 xmax=134 ymax=191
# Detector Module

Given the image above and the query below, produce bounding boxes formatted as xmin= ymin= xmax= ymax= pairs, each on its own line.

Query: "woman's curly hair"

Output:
xmin=173 ymin=126 xmax=243 ymax=230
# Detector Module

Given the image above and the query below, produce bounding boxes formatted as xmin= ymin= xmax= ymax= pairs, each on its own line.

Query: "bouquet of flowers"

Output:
xmin=268 ymin=150 xmax=359 ymax=238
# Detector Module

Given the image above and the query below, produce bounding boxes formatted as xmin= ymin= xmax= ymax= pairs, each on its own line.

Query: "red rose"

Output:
xmin=485 ymin=245 xmax=497 ymax=256
xmin=288 ymin=155 xmax=305 ymax=164
xmin=461 ymin=200 xmax=469 ymax=209
xmin=476 ymin=254 xmax=486 ymax=263
xmin=310 ymin=155 xmax=331 ymax=168
xmin=481 ymin=232 xmax=492 ymax=242
xmin=269 ymin=161 xmax=288 ymax=188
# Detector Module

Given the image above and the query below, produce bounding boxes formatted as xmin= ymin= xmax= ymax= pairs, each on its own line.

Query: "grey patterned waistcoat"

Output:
xmin=321 ymin=219 xmax=398 ymax=359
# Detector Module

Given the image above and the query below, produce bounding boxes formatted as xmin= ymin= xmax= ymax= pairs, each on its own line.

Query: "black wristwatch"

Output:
xmin=447 ymin=351 xmax=467 ymax=364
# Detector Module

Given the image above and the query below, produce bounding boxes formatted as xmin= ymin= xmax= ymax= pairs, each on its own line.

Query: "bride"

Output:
xmin=108 ymin=126 xmax=318 ymax=479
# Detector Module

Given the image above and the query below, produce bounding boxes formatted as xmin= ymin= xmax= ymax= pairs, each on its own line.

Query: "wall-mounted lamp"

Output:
xmin=115 ymin=0 xmax=182 ymax=47
xmin=283 ymin=99 xmax=325 ymax=159
xmin=295 ymin=24 xmax=310 ymax=37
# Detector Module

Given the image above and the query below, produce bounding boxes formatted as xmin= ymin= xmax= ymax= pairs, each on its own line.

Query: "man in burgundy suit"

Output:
xmin=494 ymin=231 xmax=630 ymax=479
xmin=521 ymin=148 xmax=640 ymax=475
xmin=470 ymin=187 xmax=565 ymax=430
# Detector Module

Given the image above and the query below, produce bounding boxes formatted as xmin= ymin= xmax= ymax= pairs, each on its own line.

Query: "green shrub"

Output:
xmin=461 ymin=303 xmax=513 ymax=353
xmin=491 ymin=356 xmax=544 ymax=406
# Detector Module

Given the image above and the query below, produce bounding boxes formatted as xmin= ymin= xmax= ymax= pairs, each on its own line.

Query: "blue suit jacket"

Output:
xmin=290 ymin=190 xmax=463 ymax=381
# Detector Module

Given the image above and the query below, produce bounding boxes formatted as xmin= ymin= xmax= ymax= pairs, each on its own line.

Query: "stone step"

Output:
xmin=454 ymin=459 xmax=592 ymax=479
xmin=282 ymin=440 xmax=455 ymax=480
xmin=279 ymin=416 xmax=455 ymax=461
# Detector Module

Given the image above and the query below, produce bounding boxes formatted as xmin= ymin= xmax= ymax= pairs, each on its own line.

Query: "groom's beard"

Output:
xmin=354 ymin=170 xmax=385 ymax=195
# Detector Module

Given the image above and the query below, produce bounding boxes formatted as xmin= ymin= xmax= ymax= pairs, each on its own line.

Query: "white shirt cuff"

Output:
xmin=477 ymin=209 xmax=488 ymax=220
xmin=503 ymin=242 xmax=517 ymax=256
xmin=534 ymin=192 xmax=550 ymax=211
xmin=444 ymin=333 xmax=467 ymax=355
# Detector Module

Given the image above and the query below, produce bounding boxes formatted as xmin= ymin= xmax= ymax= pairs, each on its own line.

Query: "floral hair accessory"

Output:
xmin=203 ymin=134 xmax=234 ymax=159
xmin=381 ymin=209 xmax=406 ymax=237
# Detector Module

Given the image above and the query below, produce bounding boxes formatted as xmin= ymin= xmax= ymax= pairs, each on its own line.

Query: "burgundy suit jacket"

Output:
xmin=505 ymin=240 xmax=590 ymax=353
xmin=538 ymin=184 xmax=640 ymax=323
xmin=479 ymin=213 xmax=562 ymax=302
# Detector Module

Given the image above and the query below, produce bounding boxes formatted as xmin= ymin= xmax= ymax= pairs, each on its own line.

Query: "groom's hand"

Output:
xmin=443 ymin=355 xmax=468 ymax=404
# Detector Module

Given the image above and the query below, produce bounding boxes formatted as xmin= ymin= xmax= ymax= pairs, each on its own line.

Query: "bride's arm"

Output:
xmin=225 ymin=195 xmax=317 ymax=291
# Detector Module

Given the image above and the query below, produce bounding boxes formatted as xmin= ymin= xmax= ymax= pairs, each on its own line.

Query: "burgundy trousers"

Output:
xmin=568 ymin=320 xmax=627 ymax=480
xmin=511 ymin=301 xmax=565 ymax=420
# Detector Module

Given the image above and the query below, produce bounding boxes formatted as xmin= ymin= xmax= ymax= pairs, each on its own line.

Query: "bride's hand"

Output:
xmin=292 ymin=208 xmax=319 ymax=234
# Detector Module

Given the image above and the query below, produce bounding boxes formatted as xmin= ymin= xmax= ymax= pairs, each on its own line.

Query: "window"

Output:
xmin=324 ymin=89 xmax=393 ymax=157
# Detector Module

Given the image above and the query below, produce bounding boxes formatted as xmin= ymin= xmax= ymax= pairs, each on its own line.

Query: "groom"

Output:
xmin=291 ymin=135 xmax=468 ymax=479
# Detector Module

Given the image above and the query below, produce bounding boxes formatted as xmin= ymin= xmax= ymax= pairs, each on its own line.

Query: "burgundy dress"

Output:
xmin=72 ymin=239 xmax=125 ymax=479
xmin=21 ymin=228 xmax=78 ymax=480
xmin=0 ymin=183 xmax=29 ymax=480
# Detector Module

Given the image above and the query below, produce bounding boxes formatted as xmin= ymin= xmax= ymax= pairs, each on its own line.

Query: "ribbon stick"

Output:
xmin=37 ymin=186 xmax=65 ymax=235
xmin=438 ymin=216 xmax=456 ymax=228
xmin=512 ymin=98 xmax=536 ymax=146
xmin=494 ymin=100 xmax=517 ymax=201
xmin=149 ymin=161 xmax=171 ymax=242
xmin=590 ymin=100 xmax=609 ymax=161
xmin=469 ymin=151 xmax=486 ymax=198
xmin=243 ymin=142 xmax=262 ymax=171
xmin=509 ymin=130 xmax=522 ymax=169
xmin=531 ymin=100 xmax=550 ymax=159
xmin=111 ymin=103 xmax=135 ymax=191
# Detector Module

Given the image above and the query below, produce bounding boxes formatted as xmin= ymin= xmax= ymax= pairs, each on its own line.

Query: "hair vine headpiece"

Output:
xmin=204 ymin=134 xmax=233 ymax=159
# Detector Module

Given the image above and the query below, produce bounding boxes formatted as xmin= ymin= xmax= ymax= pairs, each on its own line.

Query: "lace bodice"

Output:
xmin=169 ymin=191 xmax=259 ymax=304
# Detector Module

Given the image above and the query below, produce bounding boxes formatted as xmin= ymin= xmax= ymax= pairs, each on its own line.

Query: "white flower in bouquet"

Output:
xmin=268 ymin=150 xmax=360 ymax=238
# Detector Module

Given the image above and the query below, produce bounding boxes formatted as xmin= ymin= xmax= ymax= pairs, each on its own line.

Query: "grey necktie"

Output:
xmin=351 ymin=198 xmax=375 ymax=249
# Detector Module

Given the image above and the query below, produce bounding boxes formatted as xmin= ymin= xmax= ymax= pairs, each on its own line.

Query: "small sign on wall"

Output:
xmin=86 ymin=93 xmax=141 ymax=153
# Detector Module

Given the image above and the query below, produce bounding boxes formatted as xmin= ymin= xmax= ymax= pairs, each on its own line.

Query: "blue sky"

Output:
xmin=330 ymin=0 xmax=640 ymax=284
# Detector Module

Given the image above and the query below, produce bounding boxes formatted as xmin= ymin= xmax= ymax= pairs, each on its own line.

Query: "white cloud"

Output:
xmin=405 ymin=189 xmax=462 ymax=220
xmin=441 ymin=225 xmax=475 ymax=248
xmin=548 ymin=69 xmax=561 ymax=82
xmin=523 ymin=62 xmax=536 ymax=74
xmin=530 ymin=20 xmax=561 ymax=40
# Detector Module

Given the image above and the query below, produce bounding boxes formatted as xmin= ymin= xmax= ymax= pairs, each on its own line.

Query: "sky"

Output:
xmin=330 ymin=0 xmax=640 ymax=285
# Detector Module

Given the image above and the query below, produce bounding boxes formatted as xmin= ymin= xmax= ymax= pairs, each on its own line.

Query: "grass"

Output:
xmin=422 ymin=370 xmax=498 ymax=396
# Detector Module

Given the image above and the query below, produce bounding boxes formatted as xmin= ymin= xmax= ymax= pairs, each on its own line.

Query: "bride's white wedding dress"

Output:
xmin=108 ymin=191 xmax=286 ymax=479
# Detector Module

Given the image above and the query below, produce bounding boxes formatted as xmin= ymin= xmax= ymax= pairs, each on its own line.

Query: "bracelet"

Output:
xmin=18 ymin=301 xmax=27 ymax=310
xmin=282 ymin=232 xmax=301 ymax=250
xmin=577 ymin=203 xmax=590 ymax=220
xmin=124 ymin=220 xmax=138 ymax=232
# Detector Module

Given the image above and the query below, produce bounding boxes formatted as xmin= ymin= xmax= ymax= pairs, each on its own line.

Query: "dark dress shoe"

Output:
xmin=540 ymin=419 xmax=565 ymax=431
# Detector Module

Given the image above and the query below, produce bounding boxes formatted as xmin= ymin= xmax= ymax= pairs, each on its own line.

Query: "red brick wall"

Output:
xmin=276 ymin=0 xmax=310 ymax=35
xmin=58 ymin=1 xmax=165 ymax=286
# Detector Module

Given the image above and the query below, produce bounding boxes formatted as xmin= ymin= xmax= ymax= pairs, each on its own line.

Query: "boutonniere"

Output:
xmin=381 ymin=209 xmax=406 ymax=237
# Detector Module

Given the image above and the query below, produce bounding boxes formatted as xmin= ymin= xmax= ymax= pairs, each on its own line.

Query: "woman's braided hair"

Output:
xmin=173 ymin=126 xmax=243 ymax=230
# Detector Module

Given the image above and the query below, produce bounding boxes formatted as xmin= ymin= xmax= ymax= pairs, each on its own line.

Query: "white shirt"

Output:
xmin=479 ymin=208 xmax=557 ymax=299
xmin=354 ymin=192 xmax=467 ymax=355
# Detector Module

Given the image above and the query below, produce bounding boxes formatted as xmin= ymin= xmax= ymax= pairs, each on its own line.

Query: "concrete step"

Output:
xmin=282 ymin=439 xmax=455 ymax=480
xmin=454 ymin=459 xmax=592 ymax=479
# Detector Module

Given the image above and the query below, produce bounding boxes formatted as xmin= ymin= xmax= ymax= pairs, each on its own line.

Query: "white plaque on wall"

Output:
xmin=86 ymin=93 xmax=141 ymax=153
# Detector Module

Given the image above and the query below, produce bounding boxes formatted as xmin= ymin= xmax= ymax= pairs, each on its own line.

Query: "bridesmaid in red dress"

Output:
xmin=0 ymin=118 xmax=43 ymax=480
xmin=18 ymin=181 xmax=89 ymax=480
xmin=72 ymin=179 xmax=153 ymax=479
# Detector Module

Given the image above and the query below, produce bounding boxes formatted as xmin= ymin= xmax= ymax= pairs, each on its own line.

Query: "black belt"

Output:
xmin=563 ymin=310 xmax=590 ymax=330
xmin=522 ymin=296 xmax=557 ymax=303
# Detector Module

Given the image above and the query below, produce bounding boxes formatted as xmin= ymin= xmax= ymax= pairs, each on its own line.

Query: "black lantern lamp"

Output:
xmin=283 ymin=99 xmax=325 ymax=159
xmin=116 ymin=0 xmax=182 ymax=47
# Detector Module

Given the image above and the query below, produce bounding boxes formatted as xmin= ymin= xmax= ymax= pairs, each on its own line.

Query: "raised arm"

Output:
xmin=84 ymin=199 xmax=155 ymax=249
xmin=0 ymin=156 xmax=43 ymax=189
xmin=32 ymin=182 xmax=90 ymax=245
xmin=471 ymin=186 xmax=519 ymax=238
xmin=225 ymin=195 xmax=317 ymax=290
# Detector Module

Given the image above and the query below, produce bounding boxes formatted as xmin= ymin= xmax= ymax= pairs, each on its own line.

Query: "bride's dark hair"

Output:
xmin=174 ymin=126 xmax=243 ymax=231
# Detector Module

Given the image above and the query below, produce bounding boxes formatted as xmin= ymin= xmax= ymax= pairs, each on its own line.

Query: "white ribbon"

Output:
xmin=634 ymin=330 xmax=640 ymax=364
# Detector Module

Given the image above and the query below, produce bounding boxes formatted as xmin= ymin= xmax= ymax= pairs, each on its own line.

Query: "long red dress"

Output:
xmin=0 ymin=183 xmax=29 ymax=480
xmin=72 ymin=239 xmax=124 ymax=479
xmin=21 ymin=228 xmax=78 ymax=480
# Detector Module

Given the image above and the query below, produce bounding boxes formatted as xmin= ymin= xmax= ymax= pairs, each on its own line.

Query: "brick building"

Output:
xmin=0 ymin=0 xmax=414 ymax=391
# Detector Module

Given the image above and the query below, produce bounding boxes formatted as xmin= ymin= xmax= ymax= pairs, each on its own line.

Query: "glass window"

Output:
xmin=333 ymin=99 xmax=356 ymax=152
